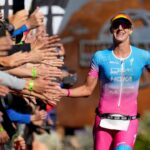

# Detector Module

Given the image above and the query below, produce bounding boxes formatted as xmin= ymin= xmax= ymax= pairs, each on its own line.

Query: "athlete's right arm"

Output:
xmin=60 ymin=51 xmax=99 ymax=97
xmin=60 ymin=75 xmax=98 ymax=97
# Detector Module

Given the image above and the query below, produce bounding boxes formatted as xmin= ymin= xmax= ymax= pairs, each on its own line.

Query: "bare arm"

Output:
xmin=5 ymin=64 xmax=32 ymax=77
xmin=0 ymin=52 xmax=30 ymax=68
xmin=60 ymin=76 xmax=98 ymax=97
xmin=15 ymin=90 xmax=58 ymax=106
xmin=0 ymin=36 xmax=13 ymax=52
xmin=25 ymin=7 xmax=44 ymax=30
xmin=8 ymin=9 xmax=28 ymax=29
xmin=10 ymin=78 xmax=61 ymax=105
xmin=5 ymin=63 xmax=63 ymax=78
xmin=0 ymin=46 xmax=60 ymax=68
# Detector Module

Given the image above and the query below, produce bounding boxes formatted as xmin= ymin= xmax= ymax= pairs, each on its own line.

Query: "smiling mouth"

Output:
xmin=116 ymin=31 xmax=125 ymax=36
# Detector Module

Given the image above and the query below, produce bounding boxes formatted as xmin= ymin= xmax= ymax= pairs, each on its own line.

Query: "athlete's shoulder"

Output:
xmin=131 ymin=45 xmax=150 ymax=61
xmin=93 ymin=48 xmax=112 ymax=56
xmin=131 ymin=45 xmax=149 ymax=54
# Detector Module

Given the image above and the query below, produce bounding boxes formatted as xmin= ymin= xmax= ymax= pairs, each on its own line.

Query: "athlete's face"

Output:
xmin=111 ymin=19 xmax=133 ymax=43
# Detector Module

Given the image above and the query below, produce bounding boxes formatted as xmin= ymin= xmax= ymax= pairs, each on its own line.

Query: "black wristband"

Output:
xmin=8 ymin=43 xmax=31 ymax=55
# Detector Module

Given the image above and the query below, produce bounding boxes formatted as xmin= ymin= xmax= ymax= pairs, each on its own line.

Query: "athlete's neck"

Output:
xmin=113 ymin=41 xmax=131 ymax=58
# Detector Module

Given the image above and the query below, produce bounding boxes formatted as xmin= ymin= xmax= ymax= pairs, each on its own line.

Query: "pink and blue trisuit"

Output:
xmin=88 ymin=45 xmax=150 ymax=150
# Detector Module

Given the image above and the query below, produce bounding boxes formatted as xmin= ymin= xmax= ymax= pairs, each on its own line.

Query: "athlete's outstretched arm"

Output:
xmin=57 ymin=75 xmax=98 ymax=97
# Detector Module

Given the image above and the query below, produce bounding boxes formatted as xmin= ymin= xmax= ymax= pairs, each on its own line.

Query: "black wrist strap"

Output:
xmin=8 ymin=43 xmax=31 ymax=55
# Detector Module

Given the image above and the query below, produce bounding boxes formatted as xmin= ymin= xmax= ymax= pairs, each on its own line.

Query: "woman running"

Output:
xmin=55 ymin=13 xmax=150 ymax=150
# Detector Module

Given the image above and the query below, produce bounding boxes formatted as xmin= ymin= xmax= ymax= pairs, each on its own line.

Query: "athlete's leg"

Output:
xmin=113 ymin=119 xmax=138 ymax=150
xmin=93 ymin=115 xmax=113 ymax=150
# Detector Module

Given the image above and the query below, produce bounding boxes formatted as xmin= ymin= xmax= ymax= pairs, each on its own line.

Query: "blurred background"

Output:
xmin=1 ymin=0 xmax=150 ymax=149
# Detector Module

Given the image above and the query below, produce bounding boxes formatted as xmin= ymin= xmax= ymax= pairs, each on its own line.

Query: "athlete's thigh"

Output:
xmin=113 ymin=119 xmax=138 ymax=150
xmin=93 ymin=115 xmax=113 ymax=150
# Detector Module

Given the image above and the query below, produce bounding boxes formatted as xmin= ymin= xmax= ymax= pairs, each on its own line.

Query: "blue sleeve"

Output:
xmin=88 ymin=51 xmax=100 ymax=78
xmin=6 ymin=109 xmax=31 ymax=124
xmin=12 ymin=25 xmax=28 ymax=37
xmin=91 ymin=52 xmax=100 ymax=70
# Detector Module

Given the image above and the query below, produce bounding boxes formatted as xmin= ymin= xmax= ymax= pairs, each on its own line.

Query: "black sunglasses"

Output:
xmin=111 ymin=19 xmax=132 ymax=30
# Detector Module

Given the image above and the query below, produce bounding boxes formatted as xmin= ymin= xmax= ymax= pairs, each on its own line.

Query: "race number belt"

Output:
xmin=95 ymin=108 xmax=140 ymax=120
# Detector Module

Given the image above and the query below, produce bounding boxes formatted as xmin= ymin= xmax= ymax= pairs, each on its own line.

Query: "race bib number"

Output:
xmin=99 ymin=114 xmax=130 ymax=131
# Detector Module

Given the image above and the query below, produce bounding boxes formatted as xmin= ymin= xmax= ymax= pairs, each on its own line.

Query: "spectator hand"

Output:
xmin=0 ymin=36 xmax=12 ymax=51
xmin=0 ymin=126 xmax=9 ymax=144
xmin=37 ymin=64 xmax=63 ymax=78
xmin=9 ymin=9 xmax=29 ymax=29
xmin=42 ymin=57 xmax=64 ymax=67
xmin=14 ymin=136 xmax=26 ymax=150
xmin=0 ymin=11 xmax=3 ymax=19
xmin=31 ymin=108 xmax=47 ymax=126
xmin=29 ymin=47 xmax=62 ymax=63
xmin=26 ymin=7 xmax=44 ymax=30
xmin=0 ymin=85 xmax=10 ymax=96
